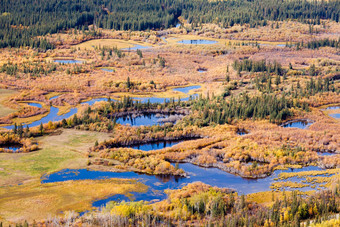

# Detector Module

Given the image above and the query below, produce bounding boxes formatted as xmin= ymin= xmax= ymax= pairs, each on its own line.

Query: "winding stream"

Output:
xmin=2 ymin=86 xmax=201 ymax=129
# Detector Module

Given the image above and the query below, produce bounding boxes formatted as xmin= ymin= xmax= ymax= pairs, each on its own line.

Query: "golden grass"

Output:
xmin=247 ymin=190 xmax=314 ymax=207
xmin=278 ymin=169 xmax=340 ymax=180
xmin=74 ymin=39 xmax=152 ymax=50
xmin=0 ymin=179 xmax=147 ymax=223
xmin=270 ymin=181 xmax=309 ymax=190
xmin=0 ymin=129 xmax=111 ymax=186
xmin=0 ymin=89 xmax=18 ymax=117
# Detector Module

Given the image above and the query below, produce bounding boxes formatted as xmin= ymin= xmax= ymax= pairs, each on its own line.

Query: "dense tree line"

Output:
xmin=1 ymin=0 xmax=339 ymax=48
xmin=296 ymin=38 xmax=340 ymax=50
xmin=0 ymin=61 xmax=57 ymax=78
xmin=233 ymin=59 xmax=284 ymax=76
xmin=188 ymin=93 xmax=305 ymax=126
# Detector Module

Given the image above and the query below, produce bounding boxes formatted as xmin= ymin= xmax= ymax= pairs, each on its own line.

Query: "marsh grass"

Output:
xmin=278 ymin=169 xmax=340 ymax=180
xmin=75 ymin=39 xmax=152 ymax=50
xmin=0 ymin=179 xmax=147 ymax=223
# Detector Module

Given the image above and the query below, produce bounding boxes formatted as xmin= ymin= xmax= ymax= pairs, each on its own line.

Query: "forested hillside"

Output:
xmin=0 ymin=0 xmax=339 ymax=48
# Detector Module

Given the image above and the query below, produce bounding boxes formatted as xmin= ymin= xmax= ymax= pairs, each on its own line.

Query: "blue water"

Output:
xmin=172 ymin=85 xmax=201 ymax=94
xmin=3 ymin=106 xmax=78 ymax=130
xmin=54 ymin=60 xmax=83 ymax=64
xmin=323 ymin=106 xmax=340 ymax=119
xmin=197 ymin=69 xmax=206 ymax=73
xmin=101 ymin=68 xmax=114 ymax=72
xmin=81 ymin=98 xmax=109 ymax=106
xmin=132 ymin=85 xmax=201 ymax=104
xmin=0 ymin=145 xmax=22 ymax=153
xmin=133 ymin=95 xmax=198 ymax=104
xmin=130 ymin=140 xmax=182 ymax=151
xmin=329 ymin=113 xmax=340 ymax=119
xmin=116 ymin=113 xmax=170 ymax=126
xmin=237 ymin=129 xmax=248 ymax=136
xmin=259 ymin=43 xmax=286 ymax=47
xmin=281 ymin=120 xmax=313 ymax=129
xmin=41 ymin=164 xmax=323 ymax=208
xmin=161 ymin=37 xmax=168 ymax=43
xmin=177 ymin=40 xmax=217 ymax=45
xmin=27 ymin=103 xmax=42 ymax=108
xmin=325 ymin=106 xmax=340 ymax=110
xmin=49 ymin=95 xmax=60 ymax=100
xmin=122 ymin=44 xmax=150 ymax=51
xmin=2 ymin=85 xmax=200 ymax=129
xmin=318 ymin=152 xmax=336 ymax=157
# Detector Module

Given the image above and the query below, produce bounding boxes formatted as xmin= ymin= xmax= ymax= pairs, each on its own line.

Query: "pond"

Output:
xmin=116 ymin=113 xmax=183 ymax=127
xmin=128 ymin=140 xmax=187 ymax=151
xmin=101 ymin=68 xmax=114 ymax=72
xmin=54 ymin=59 xmax=83 ymax=64
xmin=318 ymin=152 xmax=337 ymax=157
xmin=42 ymin=164 xmax=323 ymax=208
xmin=27 ymin=103 xmax=42 ymax=108
xmin=177 ymin=40 xmax=218 ymax=45
xmin=122 ymin=44 xmax=151 ymax=51
xmin=0 ymin=144 xmax=22 ymax=153
xmin=236 ymin=129 xmax=249 ymax=136
xmin=281 ymin=120 xmax=313 ymax=129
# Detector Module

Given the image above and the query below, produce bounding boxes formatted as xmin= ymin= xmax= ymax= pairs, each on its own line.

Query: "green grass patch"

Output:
xmin=0 ymin=89 xmax=18 ymax=117
xmin=0 ymin=129 xmax=111 ymax=186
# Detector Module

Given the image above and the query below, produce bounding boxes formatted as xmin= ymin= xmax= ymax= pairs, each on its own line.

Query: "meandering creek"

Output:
xmin=2 ymin=86 xmax=201 ymax=129
xmin=27 ymin=103 xmax=42 ymax=108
